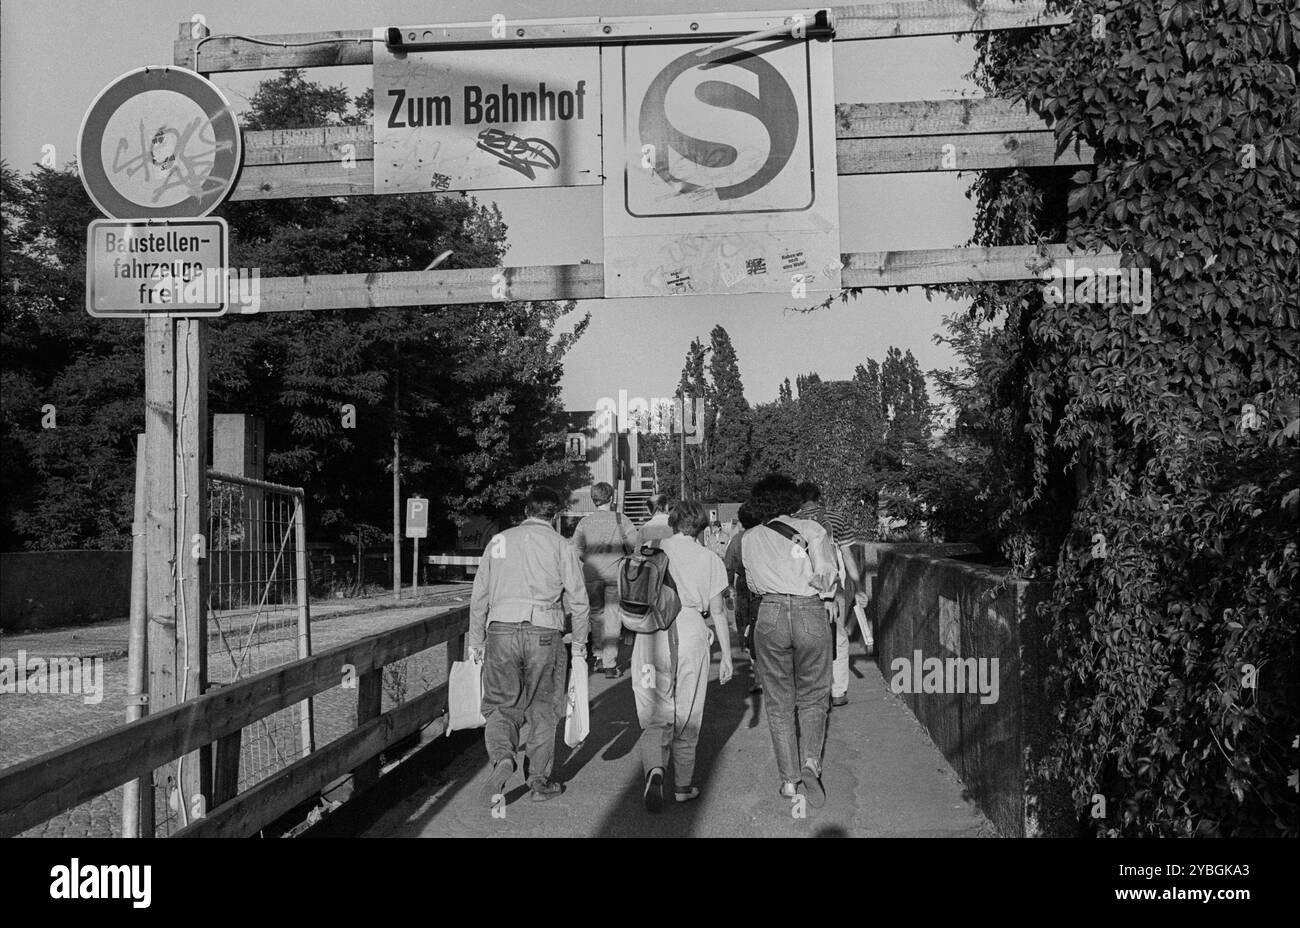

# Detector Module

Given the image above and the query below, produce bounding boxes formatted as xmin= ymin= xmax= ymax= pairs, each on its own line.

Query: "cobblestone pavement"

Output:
xmin=361 ymin=641 xmax=995 ymax=839
xmin=0 ymin=584 xmax=471 ymax=838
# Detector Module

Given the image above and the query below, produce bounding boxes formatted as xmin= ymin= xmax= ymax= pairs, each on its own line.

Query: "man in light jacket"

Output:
xmin=469 ymin=486 xmax=589 ymax=806
xmin=573 ymin=482 xmax=640 ymax=678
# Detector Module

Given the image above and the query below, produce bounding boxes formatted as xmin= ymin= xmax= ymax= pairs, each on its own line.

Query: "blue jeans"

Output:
xmin=753 ymin=594 xmax=832 ymax=783
xmin=585 ymin=577 xmax=622 ymax=667
xmin=482 ymin=622 xmax=559 ymax=783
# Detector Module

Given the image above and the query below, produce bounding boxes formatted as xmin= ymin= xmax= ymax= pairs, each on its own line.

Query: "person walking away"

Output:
xmin=795 ymin=482 xmax=867 ymax=708
xmin=468 ymin=487 xmax=589 ymax=806
xmin=573 ymin=482 xmax=640 ymax=678
xmin=742 ymin=474 xmax=841 ymax=807
xmin=639 ymin=493 xmax=673 ymax=545
xmin=702 ymin=514 xmax=732 ymax=560
xmin=723 ymin=504 xmax=762 ymax=693
xmin=633 ymin=500 xmax=733 ymax=811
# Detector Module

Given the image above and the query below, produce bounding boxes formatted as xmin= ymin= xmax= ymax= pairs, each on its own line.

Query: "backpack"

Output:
xmin=617 ymin=544 xmax=682 ymax=634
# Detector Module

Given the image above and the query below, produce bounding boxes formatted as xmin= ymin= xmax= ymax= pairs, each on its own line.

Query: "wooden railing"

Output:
xmin=0 ymin=605 xmax=470 ymax=838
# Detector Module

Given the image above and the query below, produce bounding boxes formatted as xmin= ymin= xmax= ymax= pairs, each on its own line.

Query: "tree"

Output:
xmin=0 ymin=70 xmax=588 ymax=553
xmin=705 ymin=325 xmax=751 ymax=500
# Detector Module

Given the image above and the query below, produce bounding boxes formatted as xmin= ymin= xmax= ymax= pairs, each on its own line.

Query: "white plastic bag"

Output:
xmin=446 ymin=658 xmax=487 ymax=734
xmin=564 ymin=659 xmax=590 ymax=748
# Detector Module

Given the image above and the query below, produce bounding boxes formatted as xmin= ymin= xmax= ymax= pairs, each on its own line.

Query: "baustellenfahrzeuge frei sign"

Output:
xmin=372 ymin=34 xmax=602 ymax=193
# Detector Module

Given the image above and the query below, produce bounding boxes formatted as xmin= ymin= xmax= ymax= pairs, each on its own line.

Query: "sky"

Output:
xmin=1 ymin=0 xmax=985 ymax=408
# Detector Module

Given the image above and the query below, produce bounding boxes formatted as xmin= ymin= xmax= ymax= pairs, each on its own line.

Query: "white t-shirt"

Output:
xmin=658 ymin=533 xmax=729 ymax=612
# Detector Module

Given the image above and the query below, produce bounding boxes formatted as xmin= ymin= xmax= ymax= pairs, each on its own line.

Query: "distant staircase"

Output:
xmin=623 ymin=490 xmax=653 ymax=526
xmin=621 ymin=462 xmax=659 ymax=526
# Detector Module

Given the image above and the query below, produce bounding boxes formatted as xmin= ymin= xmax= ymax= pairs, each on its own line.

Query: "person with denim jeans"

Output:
xmin=795 ymin=482 xmax=867 ymax=708
xmin=741 ymin=474 xmax=841 ymax=807
xmin=468 ymin=487 xmax=589 ymax=806
xmin=573 ymin=482 xmax=639 ymax=677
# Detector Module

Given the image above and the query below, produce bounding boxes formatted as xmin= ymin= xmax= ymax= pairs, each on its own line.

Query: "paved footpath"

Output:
xmin=362 ymin=642 xmax=994 ymax=838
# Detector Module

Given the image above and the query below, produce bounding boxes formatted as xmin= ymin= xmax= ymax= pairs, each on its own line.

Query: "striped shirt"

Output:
xmin=794 ymin=502 xmax=863 ymax=547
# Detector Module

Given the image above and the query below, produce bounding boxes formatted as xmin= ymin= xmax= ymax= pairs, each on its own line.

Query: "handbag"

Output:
xmin=446 ymin=658 xmax=487 ymax=734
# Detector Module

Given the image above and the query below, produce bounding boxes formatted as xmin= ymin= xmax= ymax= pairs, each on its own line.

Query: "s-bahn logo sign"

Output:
xmin=77 ymin=66 xmax=242 ymax=220
xmin=603 ymin=36 xmax=840 ymax=298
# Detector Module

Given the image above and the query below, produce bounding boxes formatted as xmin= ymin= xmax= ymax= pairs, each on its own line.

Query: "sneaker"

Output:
xmin=604 ymin=666 xmax=624 ymax=680
xmin=674 ymin=785 xmax=700 ymax=803
xmin=644 ymin=767 xmax=665 ymax=813
xmin=528 ymin=778 xmax=564 ymax=802
xmin=482 ymin=758 xmax=515 ymax=808
xmin=779 ymin=781 xmax=798 ymax=800
xmin=831 ymin=694 xmax=848 ymax=707
xmin=801 ymin=761 xmax=826 ymax=808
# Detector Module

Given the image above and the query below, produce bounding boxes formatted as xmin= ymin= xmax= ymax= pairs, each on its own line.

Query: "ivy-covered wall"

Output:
xmin=955 ymin=0 xmax=1298 ymax=835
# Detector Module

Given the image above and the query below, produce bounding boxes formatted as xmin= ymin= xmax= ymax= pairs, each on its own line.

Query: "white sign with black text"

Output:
xmin=373 ymin=33 xmax=602 ymax=193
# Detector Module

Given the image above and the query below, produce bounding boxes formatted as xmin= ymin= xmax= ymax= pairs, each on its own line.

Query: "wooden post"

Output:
xmin=354 ymin=669 xmax=383 ymax=791
xmin=144 ymin=318 xmax=178 ymax=831
xmin=211 ymin=728 xmax=243 ymax=808
xmin=144 ymin=317 xmax=211 ymax=831
xmin=175 ymin=317 xmax=210 ymax=822
xmin=123 ymin=434 xmax=153 ymax=837
xmin=392 ymin=350 xmax=401 ymax=601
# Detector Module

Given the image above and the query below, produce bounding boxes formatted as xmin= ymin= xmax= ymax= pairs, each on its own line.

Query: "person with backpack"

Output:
xmin=468 ymin=486 xmax=589 ymax=806
xmin=741 ymin=474 xmax=841 ymax=807
xmin=573 ymin=482 xmax=640 ymax=678
xmin=625 ymin=500 xmax=733 ymax=812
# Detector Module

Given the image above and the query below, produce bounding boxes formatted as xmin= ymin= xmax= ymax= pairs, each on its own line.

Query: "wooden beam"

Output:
xmin=246 ymin=246 xmax=1127 ymax=311
xmin=173 ymin=685 xmax=448 ymax=838
xmin=176 ymin=2 xmax=1070 ymax=72
xmin=833 ymin=0 xmax=1070 ymax=40
xmin=232 ymin=101 xmax=1090 ymax=201
xmin=842 ymin=244 xmax=1126 ymax=287
xmin=837 ymin=133 xmax=1092 ymax=174
xmin=835 ymin=98 xmax=1056 ymax=138
xmin=257 ymin=264 xmax=603 ymax=312
xmin=0 ymin=606 xmax=468 ymax=837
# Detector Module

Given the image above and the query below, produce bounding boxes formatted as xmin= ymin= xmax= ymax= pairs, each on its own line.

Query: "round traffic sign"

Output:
xmin=77 ymin=66 xmax=242 ymax=219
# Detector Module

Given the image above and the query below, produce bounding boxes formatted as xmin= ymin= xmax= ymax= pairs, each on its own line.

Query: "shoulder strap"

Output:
xmin=764 ymin=518 xmax=803 ymax=544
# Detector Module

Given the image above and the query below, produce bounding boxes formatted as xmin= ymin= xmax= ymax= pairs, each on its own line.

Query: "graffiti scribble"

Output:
xmin=475 ymin=128 xmax=559 ymax=180
xmin=111 ymin=115 xmax=234 ymax=204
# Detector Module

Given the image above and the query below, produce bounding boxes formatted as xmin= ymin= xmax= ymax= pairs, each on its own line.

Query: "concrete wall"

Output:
xmin=1 ymin=551 xmax=133 ymax=631
xmin=872 ymin=548 xmax=1056 ymax=837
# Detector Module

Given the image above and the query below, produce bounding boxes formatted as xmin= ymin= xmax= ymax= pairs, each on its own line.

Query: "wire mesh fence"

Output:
xmin=141 ymin=471 xmax=316 ymax=835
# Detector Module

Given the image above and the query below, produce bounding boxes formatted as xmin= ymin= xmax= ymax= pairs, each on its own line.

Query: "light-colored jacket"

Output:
xmin=574 ymin=508 xmax=640 ymax=582
xmin=741 ymin=515 xmax=840 ymax=600
xmin=468 ymin=517 xmax=590 ymax=651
